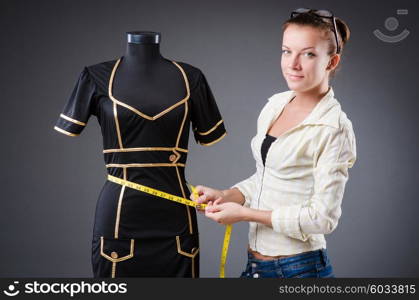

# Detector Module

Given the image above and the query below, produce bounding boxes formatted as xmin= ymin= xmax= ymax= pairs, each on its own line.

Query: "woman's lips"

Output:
xmin=287 ymin=74 xmax=304 ymax=80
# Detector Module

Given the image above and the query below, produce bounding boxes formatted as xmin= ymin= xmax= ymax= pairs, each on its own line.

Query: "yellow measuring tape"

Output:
xmin=107 ymin=174 xmax=232 ymax=278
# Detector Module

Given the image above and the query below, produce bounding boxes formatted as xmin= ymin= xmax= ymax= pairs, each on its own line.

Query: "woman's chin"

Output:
xmin=286 ymin=81 xmax=307 ymax=92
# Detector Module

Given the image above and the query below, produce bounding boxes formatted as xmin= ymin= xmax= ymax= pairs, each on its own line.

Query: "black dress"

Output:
xmin=54 ymin=57 xmax=227 ymax=278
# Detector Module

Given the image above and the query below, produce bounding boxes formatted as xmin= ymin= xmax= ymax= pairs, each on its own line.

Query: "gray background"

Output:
xmin=0 ymin=0 xmax=418 ymax=277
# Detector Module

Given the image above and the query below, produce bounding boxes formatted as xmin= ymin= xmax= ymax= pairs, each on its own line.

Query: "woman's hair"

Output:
xmin=282 ymin=11 xmax=350 ymax=77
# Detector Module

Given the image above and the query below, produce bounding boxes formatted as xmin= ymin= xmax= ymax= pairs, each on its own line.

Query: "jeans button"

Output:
xmin=253 ymin=273 xmax=259 ymax=278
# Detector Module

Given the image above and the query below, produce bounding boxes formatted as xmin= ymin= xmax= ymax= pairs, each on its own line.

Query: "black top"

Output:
xmin=54 ymin=57 xmax=227 ymax=277
xmin=54 ymin=57 xmax=227 ymax=238
xmin=261 ymin=134 xmax=277 ymax=166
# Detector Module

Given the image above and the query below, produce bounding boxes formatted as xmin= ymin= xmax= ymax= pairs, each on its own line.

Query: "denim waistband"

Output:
xmin=247 ymin=248 xmax=328 ymax=266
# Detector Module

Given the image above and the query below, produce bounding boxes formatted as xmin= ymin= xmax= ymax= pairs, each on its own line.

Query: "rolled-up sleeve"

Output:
xmin=271 ymin=125 xmax=357 ymax=241
xmin=231 ymin=172 xmax=257 ymax=208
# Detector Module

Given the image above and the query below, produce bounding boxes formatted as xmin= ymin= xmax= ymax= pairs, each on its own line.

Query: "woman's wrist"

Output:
xmin=221 ymin=188 xmax=245 ymax=205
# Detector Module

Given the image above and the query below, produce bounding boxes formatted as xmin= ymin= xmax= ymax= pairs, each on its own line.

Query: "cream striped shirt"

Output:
xmin=232 ymin=87 xmax=357 ymax=256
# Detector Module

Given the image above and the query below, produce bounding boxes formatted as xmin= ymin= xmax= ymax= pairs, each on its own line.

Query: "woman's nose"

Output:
xmin=288 ymin=55 xmax=301 ymax=70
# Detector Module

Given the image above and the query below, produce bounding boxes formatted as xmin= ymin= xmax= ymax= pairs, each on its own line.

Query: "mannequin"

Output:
xmin=114 ymin=32 xmax=186 ymax=116
xmin=54 ymin=30 xmax=227 ymax=278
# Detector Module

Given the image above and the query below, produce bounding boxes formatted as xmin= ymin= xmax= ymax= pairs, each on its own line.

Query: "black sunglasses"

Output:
xmin=290 ymin=8 xmax=341 ymax=54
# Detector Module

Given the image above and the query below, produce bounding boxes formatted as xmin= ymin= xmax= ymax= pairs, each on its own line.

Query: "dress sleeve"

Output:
xmin=190 ymin=71 xmax=227 ymax=146
xmin=53 ymin=67 xmax=97 ymax=137
xmin=270 ymin=125 xmax=357 ymax=241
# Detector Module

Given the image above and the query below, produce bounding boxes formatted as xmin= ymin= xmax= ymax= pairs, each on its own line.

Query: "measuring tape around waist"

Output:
xmin=107 ymin=174 xmax=232 ymax=278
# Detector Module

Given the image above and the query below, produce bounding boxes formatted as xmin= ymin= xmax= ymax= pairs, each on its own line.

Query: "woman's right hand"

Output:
xmin=189 ymin=185 xmax=225 ymax=213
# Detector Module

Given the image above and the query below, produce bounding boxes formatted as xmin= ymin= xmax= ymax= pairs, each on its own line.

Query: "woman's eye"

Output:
xmin=281 ymin=49 xmax=290 ymax=54
xmin=304 ymin=52 xmax=316 ymax=57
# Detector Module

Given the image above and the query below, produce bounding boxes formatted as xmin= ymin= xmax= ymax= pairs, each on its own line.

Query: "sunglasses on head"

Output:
xmin=290 ymin=8 xmax=341 ymax=54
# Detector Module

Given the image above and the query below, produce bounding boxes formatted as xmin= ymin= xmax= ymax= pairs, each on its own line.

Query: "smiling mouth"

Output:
xmin=287 ymin=74 xmax=304 ymax=80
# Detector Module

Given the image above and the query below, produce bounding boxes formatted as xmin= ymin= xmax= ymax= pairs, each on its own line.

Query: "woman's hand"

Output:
xmin=204 ymin=198 xmax=246 ymax=225
xmin=189 ymin=185 xmax=225 ymax=213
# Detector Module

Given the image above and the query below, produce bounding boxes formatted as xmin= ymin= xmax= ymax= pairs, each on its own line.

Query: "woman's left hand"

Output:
xmin=205 ymin=198 xmax=246 ymax=225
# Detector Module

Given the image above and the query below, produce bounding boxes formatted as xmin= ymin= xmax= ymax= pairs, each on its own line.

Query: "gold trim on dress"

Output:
xmin=100 ymin=236 xmax=135 ymax=278
xmin=106 ymin=163 xmax=185 ymax=168
xmin=113 ymin=102 xmax=124 ymax=149
xmin=176 ymin=147 xmax=188 ymax=153
xmin=175 ymin=166 xmax=193 ymax=234
xmin=195 ymin=120 xmax=224 ymax=136
xmin=114 ymin=167 xmax=127 ymax=239
xmin=199 ymin=132 xmax=227 ymax=146
xmin=103 ymin=147 xmax=188 ymax=153
xmin=170 ymin=149 xmax=181 ymax=164
xmin=170 ymin=75 xmax=193 ymax=234
xmin=60 ymin=114 xmax=86 ymax=126
xmin=54 ymin=126 xmax=79 ymax=137
xmin=108 ymin=58 xmax=190 ymax=121
xmin=176 ymin=102 xmax=188 ymax=148
xmin=175 ymin=235 xmax=199 ymax=278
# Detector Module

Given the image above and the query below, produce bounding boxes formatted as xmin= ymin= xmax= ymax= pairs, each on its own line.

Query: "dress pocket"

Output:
xmin=175 ymin=234 xmax=199 ymax=258
xmin=99 ymin=236 xmax=135 ymax=263
xmin=175 ymin=233 xmax=199 ymax=278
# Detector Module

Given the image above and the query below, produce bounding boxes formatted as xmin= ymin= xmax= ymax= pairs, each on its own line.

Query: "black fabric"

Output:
xmin=261 ymin=134 xmax=277 ymax=166
xmin=54 ymin=58 xmax=226 ymax=277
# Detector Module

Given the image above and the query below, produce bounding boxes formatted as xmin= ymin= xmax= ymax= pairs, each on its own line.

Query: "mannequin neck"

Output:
xmin=123 ymin=32 xmax=164 ymax=64
xmin=123 ymin=43 xmax=163 ymax=64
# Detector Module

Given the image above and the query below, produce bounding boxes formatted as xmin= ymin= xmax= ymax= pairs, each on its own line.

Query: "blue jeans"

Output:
xmin=240 ymin=248 xmax=335 ymax=278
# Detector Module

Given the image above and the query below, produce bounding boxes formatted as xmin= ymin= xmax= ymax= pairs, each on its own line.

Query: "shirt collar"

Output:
xmin=271 ymin=86 xmax=341 ymax=129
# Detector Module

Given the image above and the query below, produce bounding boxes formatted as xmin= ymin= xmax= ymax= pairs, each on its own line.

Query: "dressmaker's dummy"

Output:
xmin=54 ymin=31 xmax=227 ymax=278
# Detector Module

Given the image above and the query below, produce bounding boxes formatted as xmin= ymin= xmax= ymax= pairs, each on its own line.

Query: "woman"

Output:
xmin=190 ymin=8 xmax=357 ymax=278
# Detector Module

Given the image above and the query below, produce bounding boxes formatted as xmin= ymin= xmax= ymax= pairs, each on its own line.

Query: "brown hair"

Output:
xmin=282 ymin=11 xmax=350 ymax=77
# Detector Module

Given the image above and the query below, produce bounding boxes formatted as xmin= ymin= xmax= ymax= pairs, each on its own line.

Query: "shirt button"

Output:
xmin=169 ymin=154 xmax=177 ymax=162
xmin=253 ymin=273 xmax=259 ymax=278
xmin=111 ymin=251 xmax=118 ymax=259
xmin=251 ymin=263 xmax=257 ymax=268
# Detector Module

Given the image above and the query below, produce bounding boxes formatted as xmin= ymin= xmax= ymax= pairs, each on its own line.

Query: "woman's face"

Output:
xmin=281 ymin=24 xmax=336 ymax=93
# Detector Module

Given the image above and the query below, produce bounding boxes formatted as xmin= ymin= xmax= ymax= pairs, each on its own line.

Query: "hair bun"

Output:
xmin=335 ymin=17 xmax=350 ymax=44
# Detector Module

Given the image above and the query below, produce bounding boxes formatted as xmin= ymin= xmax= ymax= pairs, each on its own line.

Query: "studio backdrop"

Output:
xmin=0 ymin=0 xmax=418 ymax=277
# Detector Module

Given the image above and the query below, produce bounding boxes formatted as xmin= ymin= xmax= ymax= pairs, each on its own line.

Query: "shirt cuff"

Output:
xmin=54 ymin=113 xmax=86 ymax=136
xmin=271 ymin=204 xmax=309 ymax=241
xmin=230 ymin=183 xmax=251 ymax=208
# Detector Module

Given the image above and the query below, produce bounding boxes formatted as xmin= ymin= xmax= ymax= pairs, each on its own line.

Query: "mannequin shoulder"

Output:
xmin=173 ymin=61 xmax=201 ymax=74
xmin=80 ymin=59 xmax=118 ymax=89
xmin=173 ymin=61 xmax=208 ymax=88
xmin=85 ymin=59 xmax=117 ymax=74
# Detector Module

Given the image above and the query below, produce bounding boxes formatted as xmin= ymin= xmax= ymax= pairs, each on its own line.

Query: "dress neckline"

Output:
xmin=107 ymin=56 xmax=190 ymax=121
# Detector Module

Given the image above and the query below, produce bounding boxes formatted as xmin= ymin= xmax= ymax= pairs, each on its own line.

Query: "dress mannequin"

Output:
xmin=54 ymin=31 xmax=227 ymax=277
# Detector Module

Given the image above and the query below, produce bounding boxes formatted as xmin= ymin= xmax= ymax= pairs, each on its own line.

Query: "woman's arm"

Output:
xmin=242 ymin=207 xmax=272 ymax=227
xmin=204 ymin=199 xmax=273 ymax=227
xmin=270 ymin=126 xmax=357 ymax=240
xmin=220 ymin=187 xmax=245 ymax=205
xmin=191 ymin=186 xmax=246 ymax=206
xmin=190 ymin=172 xmax=258 ymax=207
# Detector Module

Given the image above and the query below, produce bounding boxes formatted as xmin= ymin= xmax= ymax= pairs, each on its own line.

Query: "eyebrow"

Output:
xmin=282 ymin=45 xmax=316 ymax=51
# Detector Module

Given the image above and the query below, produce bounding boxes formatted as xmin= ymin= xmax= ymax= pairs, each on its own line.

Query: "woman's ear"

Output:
xmin=327 ymin=54 xmax=341 ymax=71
